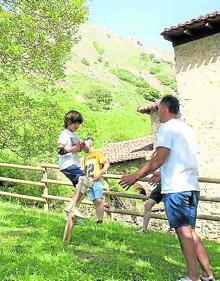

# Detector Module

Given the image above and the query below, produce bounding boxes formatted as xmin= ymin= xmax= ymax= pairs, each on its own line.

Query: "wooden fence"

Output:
xmin=0 ymin=162 xmax=220 ymax=222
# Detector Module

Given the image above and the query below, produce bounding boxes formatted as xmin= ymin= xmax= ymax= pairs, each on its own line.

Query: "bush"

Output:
xmin=84 ymin=86 xmax=113 ymax=111
xmin=81 ymin=57 xmax=89 ymax=66
xmin=112 ymin=68 xmax=149 ymax=88
xmin=136 ymin=86 xmax=161 ymax=102
xmin=93 ymin=41 xmax=105 ymax=55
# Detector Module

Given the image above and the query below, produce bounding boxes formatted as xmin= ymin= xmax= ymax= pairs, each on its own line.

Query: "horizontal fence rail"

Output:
xmin=0 ymin=162 xmax=220 ymax=223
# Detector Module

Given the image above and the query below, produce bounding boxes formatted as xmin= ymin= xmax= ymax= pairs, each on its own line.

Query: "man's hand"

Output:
xmin=119 ymin=173 xmax=138 ymax=190
xmin=148 ymin=172 xmax=160 ymax=187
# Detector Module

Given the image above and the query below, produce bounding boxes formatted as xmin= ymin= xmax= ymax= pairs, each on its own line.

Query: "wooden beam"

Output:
xmin=205 ymin=22 xmax=213 ymax=29
xmin=184 ymin=29 xmax=193 ymax=36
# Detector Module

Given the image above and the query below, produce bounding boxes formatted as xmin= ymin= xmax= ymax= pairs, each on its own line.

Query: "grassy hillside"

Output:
xmin=60 ymin=24 xmax=176 ymax=148
xmin=0 ymin=23 xmax=176 ymax=165
xmin=0 ymin=201 xmax=219 ymax=281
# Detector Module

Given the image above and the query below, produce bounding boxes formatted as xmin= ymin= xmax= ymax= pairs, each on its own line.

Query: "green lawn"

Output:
xmin=0 ymin=201 xmax=219 ymax=281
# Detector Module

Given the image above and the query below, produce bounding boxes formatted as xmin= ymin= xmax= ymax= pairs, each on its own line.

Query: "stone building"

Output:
xmin=160 ymin=11 xmax=220 ymax=241
xmin=161 ymin=11 xmax=220 ymax=179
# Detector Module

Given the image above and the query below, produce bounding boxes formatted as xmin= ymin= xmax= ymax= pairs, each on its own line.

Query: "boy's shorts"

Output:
xmin=149 ymin=183 xmax=163 ymax=204
xmin=88 ymin=180 xmax=103 ymax=201
xmin=61 ymin=164 xmax=85 ymax=187
xmin=164 ymin=191 xmax=200 ymax=229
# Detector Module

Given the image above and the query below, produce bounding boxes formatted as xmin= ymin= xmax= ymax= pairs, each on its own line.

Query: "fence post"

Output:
xmin=42 ymin=166 xmax=49 ymax=212
xmin=104 ymin=178 xmax=112 ymax=221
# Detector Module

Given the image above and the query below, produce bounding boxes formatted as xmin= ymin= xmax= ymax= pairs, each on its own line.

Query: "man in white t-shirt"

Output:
xmin=119 ymin=95 xmax=214 ymax=281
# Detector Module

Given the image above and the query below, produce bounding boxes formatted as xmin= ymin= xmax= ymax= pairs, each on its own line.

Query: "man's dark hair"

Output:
xmin=160 ymin=95 xmax=179 ymax=114
xmin=64 ymin=110 xmax=83 ymax=128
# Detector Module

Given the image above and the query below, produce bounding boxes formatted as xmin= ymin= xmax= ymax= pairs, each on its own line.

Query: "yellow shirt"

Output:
xmin=82 ymin=150 xmax=107 ymax=178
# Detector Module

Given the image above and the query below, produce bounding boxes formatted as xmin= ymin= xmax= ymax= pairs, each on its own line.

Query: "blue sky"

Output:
xmin=88 ymin=0 xmax=220 ymax=50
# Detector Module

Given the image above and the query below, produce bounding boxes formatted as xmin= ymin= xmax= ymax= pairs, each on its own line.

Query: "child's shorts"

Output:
xmin=88 ymin=180 xmax=104 ymax=201
xmin=61 ymin=164 xmax=85 ymax=187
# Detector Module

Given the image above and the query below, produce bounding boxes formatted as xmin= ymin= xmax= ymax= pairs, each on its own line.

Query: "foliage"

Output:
xmin=0 ymin=76 xmax=64 ymax=162
xmin=0 ymin=201 xmax=219 ymax=281
xmin=84 ymin=86 xmax=113 ymax=111
xmin=112 ymin=68 xmax=149 ymax=88
xmin=93 ymin=41 xmax=104 ymax=55
xmin=136 ymin=86 xmax=161 ymax=102
xmin=81 ymin=57 xmax=89 ymax=66
xmin=0 ymin=0 xmax=88 ymax=81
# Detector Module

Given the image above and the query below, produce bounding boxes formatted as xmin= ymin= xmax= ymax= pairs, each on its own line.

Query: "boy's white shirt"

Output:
xmin=57 ymin=129 xmax=81 ymax=170
xmin=156 ymin=119 xmax=200 ymax=194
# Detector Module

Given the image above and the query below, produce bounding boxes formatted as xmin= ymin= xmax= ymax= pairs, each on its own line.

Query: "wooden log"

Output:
xmin=0 ymin=191 xmax=46 ymax=202
xmin=41 ymin=178 xmax=72 ymax=186
xmin=104 ymin=191 xmax=148 ymax=200
xmin=42 ymin=194 xmax=94 ymax=205
xmin=0 ymin=162 xmax=44 ymax=171
xmin=105 ymin=208 xmax=220 ymax=221
xmin=63 ymin=212 xmax=76 ymax=244
xmin=42 ymin=167 xmax=49 ymax=212
xmin=0 ymin=176 xmax=45 ymax=187
xmin=41 ymin=163 xmax=59 ymax=169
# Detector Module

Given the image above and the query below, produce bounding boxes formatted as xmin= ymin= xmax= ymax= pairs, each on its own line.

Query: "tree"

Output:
xmin=0 ymin=0 xmax=88 ymax=80
xmin=0 ymin=0 xmax=88 ymax=162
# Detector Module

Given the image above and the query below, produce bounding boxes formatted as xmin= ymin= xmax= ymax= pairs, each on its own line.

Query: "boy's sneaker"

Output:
xmin=64 ymin=201 xmax=73 ymax=213
xmin=96 ymin=220 xmax=103 ymax=224
xmin=75 ymin=219 xmax=85 ymax=225
xmin=136 ymin=228 xmax=146 ymax=234
xmin=177 ymin=277 xmax=192 ymax=281
xmin=200 ymin=276 xmax=215 ymax=281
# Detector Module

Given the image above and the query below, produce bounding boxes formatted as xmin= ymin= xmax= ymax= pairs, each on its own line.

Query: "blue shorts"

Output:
xmin=61 ymin=164 xmax=84 ymax=187
xmin=88 ymin=180 xmax=104 ymax=201
xmin=164 ymin=191 xmax=200 ymax=229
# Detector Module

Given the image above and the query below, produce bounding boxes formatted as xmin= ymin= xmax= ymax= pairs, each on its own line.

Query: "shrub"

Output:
xmin=93 ymin=41 xmax=105 ymax=55
xmin=112 ymin=68 xmax=149 ymax=88
xmin=136 ymin=86 xmax=161 ymax=102
xmin=81 ymin=57 xmax=89 ymax=66
xmin=84 ymin=86 xmax=113 ymax=111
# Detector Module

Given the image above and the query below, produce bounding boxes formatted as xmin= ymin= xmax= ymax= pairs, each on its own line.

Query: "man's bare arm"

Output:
xmin=119 ymin=147 xmax=169 ymax=189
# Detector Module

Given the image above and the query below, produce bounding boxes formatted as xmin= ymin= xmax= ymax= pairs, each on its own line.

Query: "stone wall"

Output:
xmin=174 ymin=33 xmax=220 ymax=179
xmin=174 ymin=33 xmax=220 ymax=240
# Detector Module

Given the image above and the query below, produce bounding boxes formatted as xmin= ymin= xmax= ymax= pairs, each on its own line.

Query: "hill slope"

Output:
xmin=60 ymin=24 xmax=176 ymax=147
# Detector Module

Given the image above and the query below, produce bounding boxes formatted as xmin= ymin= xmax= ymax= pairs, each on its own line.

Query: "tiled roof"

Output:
xmin=101 ymin=136 xmax=153 ymax=163
xmin=161 ymin=11 xmax=220 ymax=44
xmin=137 ymin=102 xmax=159 ymax=114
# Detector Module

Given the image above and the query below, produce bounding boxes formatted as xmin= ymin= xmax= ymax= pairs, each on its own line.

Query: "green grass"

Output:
xmin=0 ymin=201 xmax=219 ymax=281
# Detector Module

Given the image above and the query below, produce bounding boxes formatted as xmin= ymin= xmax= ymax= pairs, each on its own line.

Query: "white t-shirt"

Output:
xmin=57 ymin=129 xmax=81 ymax=170
xmin=156 ymin=119 xmax=200 ymax=194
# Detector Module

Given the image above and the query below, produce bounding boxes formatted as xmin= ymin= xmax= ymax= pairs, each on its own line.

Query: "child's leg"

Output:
xmin=89 ymin=181 xmax=104 ymax=222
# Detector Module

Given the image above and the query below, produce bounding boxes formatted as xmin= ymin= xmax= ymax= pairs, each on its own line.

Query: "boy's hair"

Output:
xmin=64 ymin=110 xmax=83 ymax=128
xmin=160 ymin=95 xmax=179 ymax=115
xmin=86 ymin=137 xmax=94 ymax=141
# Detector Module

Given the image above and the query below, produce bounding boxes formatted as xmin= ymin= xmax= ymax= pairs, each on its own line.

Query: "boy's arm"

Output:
xmin=58 ymin=142 xmax=83 ymax=154
xmin=93 ymin=161 xmax=110 ymax=182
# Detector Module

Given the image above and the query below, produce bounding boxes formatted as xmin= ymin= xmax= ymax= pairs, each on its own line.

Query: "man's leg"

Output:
xmin=142 ymin=198 xmax=157 ymax=231
xmin=176 ymin=226 xmax=200 ymax=281
xmin=192 ymin=230 xmax=214 ymax=278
